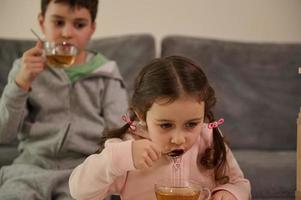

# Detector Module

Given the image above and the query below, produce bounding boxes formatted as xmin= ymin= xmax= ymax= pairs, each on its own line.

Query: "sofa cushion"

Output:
xmin=234 ymin=150 xmax=295 ymax=199
xmin=161 ymin=36 xmax=301 ymax=150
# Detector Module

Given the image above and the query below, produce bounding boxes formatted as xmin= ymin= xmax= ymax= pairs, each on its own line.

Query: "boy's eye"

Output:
xmin=74 ymin=22 xmax=87 ymax=29
xmin=160 ymin=123 xmax=173 ymax=129
xmin=185 ymin=122 xmax=198 ymax=129
xmin=53 ymin=20 xmax=65 ymax=27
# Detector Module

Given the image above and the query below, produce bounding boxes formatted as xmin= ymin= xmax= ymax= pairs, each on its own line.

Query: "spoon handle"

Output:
xmin=30 ymin=29 xmax=43 ymax=42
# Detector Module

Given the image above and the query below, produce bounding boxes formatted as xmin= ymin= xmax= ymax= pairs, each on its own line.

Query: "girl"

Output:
xmin=69 ymin=56 xmax=251 ymax=200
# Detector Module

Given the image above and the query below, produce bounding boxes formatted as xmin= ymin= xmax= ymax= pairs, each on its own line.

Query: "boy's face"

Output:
xmin=39 ymin=1 xmax=96 ymax=53
xmin=144 ymin=94 xmax=205 ymax=155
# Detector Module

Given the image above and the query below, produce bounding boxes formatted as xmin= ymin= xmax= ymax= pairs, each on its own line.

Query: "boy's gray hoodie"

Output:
xmin=0 ymin=53 xmax=128 ymax=169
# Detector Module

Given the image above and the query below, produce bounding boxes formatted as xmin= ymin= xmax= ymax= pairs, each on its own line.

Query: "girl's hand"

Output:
xmin=211 ymin=190 xmax=237 ymax=200
xmin=15 ymin=41 xmax=45 ymax=91
xmin=132 ymin=139 xmax=161 ymax=170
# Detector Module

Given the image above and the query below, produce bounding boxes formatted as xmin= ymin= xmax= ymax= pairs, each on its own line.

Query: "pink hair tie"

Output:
xmin=208 ymin=118 xmax=224 ymax=129
xmin=122 ymin=114 xmax=136 ymax=131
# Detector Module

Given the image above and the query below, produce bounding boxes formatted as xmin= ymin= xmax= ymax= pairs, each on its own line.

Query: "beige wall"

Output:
xmin=1 ymin=0 xmax=301 ymax=47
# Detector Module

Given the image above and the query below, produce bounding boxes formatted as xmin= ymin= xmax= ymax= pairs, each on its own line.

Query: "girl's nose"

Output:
xmin=170 ymin=131 xmax=185 ymax=145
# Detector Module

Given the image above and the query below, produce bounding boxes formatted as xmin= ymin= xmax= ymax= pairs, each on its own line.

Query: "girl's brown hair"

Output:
xmin=99 ymin=55 xmax=228 ymax=183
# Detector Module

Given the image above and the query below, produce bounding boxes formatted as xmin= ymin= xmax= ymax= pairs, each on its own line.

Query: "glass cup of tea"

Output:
xmin=154 ymin=178 xmax=211 ymax=200
xmin=44 ymin=41 xmax=78 ymax=68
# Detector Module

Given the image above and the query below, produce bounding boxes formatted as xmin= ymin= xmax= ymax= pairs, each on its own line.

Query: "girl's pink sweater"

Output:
xmin=69 ymin=125 xmax=251 ymax=200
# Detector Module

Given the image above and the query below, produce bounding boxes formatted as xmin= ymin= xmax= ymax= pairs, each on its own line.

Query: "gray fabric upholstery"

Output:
xmin=88 ymin=35 xmax=155 ymax=95
xmin=161 ymin=35 xmax=301 ymax=150
xmin=0 ymin=34 xmax=156 ymax=167
xmin=234 ymin=150 xmax=295 ymax=199
xmin=161 ymin=35 xmax=300 ymax=200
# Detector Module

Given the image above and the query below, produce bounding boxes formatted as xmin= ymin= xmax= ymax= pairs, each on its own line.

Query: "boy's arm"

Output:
xmin=102 ymin=63 xmax=129 ymax=129
xmin=69 ymin=139 xmax=135 ymax=200
xmin=0 ymin=59 xmax=28 ymax=143
xmin=212 ymin=147 xmax=251 ymax=200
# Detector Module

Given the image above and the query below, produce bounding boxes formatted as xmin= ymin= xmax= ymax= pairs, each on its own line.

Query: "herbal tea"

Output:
xmin=155 ymin=187 xmax=200 ymax=200
xmin=46 ymin=54 xmax=76 ymax=68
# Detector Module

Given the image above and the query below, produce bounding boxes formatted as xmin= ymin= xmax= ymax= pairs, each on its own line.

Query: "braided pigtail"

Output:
xmin=200 ymin=110 xmax=229 ymax=184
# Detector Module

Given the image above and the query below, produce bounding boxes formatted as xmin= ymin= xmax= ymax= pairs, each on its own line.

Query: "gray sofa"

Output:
xmin=1 ymin=34 xmax=300 ymax=200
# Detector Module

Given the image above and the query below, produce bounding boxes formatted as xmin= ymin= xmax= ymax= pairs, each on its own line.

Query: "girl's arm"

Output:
xmin=212 ymin=146 xmax=251 ymax=200
xmin=69 ymin=139 xmax=136 ymax=200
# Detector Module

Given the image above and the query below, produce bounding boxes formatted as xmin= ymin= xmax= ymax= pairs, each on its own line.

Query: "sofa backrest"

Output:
xmin=0 ymin=34 xmax=156 ymax=97
xmin=162 ymin=35 xmax=301 ymax=150
xmin=88 ymin=34 xmax=155 ymax=95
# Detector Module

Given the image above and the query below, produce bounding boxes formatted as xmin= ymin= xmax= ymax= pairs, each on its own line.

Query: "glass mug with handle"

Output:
xmin=155 ymin=178 xmax=211 ymax=200
xmin=44 ymin=41 xmax=78 ymax=68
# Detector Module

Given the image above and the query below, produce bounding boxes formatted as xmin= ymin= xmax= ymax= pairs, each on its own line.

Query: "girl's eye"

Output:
xmin=185 ymin=122 xmax=198 ymax=129
xmin=160 ymin=123 xmax=173 ymax=129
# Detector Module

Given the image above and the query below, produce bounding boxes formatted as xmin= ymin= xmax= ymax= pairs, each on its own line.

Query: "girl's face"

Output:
xmin=145 ymin=94 xmax=205 ymax=154
xmin=38 ymin=1 xmax=96 ymax=62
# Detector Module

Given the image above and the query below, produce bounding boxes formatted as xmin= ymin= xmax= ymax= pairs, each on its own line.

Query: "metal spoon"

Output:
xmin=130 ymin=132 xmax=184 ymax=157
xmin=30 ymin=29 xmax=44 ymax=42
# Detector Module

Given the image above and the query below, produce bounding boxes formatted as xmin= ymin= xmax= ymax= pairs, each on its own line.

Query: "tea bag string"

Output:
xmin=172 ymin=156 xmax=182 ymax=187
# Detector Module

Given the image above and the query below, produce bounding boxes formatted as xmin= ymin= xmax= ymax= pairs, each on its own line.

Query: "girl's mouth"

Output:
xmin=165 ymin=149 xmax=184 ymax=157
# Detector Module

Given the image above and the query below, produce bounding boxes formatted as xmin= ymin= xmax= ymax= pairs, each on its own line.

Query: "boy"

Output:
xmin=0 ymin=0 xmax=128 ymax=199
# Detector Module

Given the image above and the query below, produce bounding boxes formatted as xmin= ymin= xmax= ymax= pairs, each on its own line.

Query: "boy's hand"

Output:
xmin=132 ymin=139 xmax=161 ymax=170
xmin=211 ymin=190 xmax=237 ymax=200
xmin=15 ymin=41 xmax=45 ymax=91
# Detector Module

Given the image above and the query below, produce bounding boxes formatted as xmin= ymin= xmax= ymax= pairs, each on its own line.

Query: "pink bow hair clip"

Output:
xmin=122 ymin=114 xmax=136 ymax=131
xmin=208 ymin=118 xmax=224 ymax=129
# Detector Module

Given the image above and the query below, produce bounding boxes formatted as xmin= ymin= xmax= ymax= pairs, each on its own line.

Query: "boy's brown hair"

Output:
xmin=41 ymin=0 xmax=99 ymax=22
